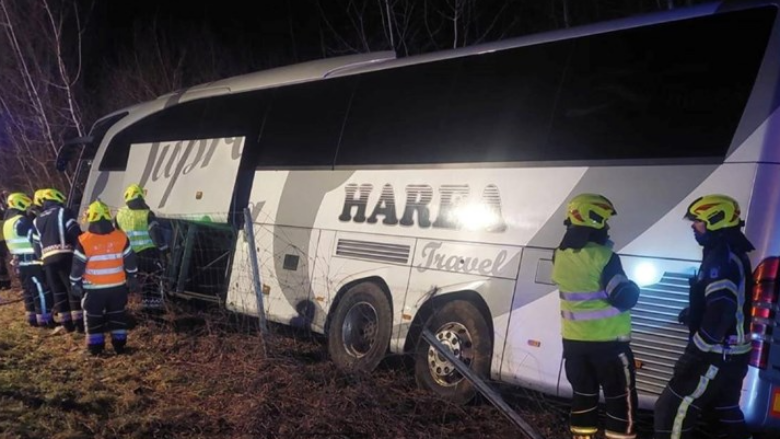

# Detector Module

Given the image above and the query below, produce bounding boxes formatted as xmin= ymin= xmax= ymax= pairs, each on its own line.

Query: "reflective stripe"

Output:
xmin=86 ymin=266 xmax=124 ymax=276
xmin=84 ymin=281 xmax=126 ymax=289
xmin=7 ymin=237 xmax=29 ymax=244
xmin=606 ymin=274 xmax=628 ymax=295
xmin=731 ymin=254 xmax=747 ymax=347
xmin=710 ymin=343 xmax=752 ymax=355
xmin=571 ymin=426 xmax=599 ymax=434
xmin=58 ymin=208 xmax=66 ymax=248
xmin=125 ymin=231 xmax=147 ymax=237
xmin=562 ymin=307 xmax=623 ymax=321
xmin=31 ymin=276 xmax=48 ymax=314
xmin=705 ymin=279 xmax=737 ymax=296
xmin=560 ymin=291 xmax=608 ymax=301
xmin=693 ymin=333 xmax=713 ymax=352
xmin=90 ymin=252 xmax=123 ymax=262
xmin=672 ymin=365 xmax=719 ymax=439
xmin=619 ymin=352 xmax=634 ymax=435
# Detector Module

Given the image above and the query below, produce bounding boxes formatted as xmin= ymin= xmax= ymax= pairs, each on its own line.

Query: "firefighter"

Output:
xmin=29 ymin=189 xmax=47 ymax=218
xmin=551 ymin=193 xmax=640 ymax=439
xmin=32 ymin=188 xmax=83 ymax=332
xmin=70 ymin=200 xmax=139 ymax=355
xmin=114 ymin=184 xmax=168 ymax=313
xmin=654 ymin=195 xmax=755 ymax=439
xmin=0 ymin=206 xmax=11 ymax=291
xmin=4 ymin=193 xmax=54 ymax=327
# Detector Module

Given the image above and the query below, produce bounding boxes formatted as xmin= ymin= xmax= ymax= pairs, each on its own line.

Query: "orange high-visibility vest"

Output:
xmin=79 ymin=230 xmax=128 ymax=289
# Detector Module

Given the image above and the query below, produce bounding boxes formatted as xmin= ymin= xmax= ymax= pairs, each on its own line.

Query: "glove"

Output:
xmin=71 ymin=283 xmax=84 ymax=299
xmin=677 ymin=307 xmax=690 ymax=325
xmin=127 ymin=276 xmax=140 ymax=294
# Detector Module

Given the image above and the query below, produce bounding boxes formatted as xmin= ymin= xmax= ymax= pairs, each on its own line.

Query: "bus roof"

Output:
xmin=160 ymin=0 xmax=769 ymax=101
xmin=99 ymin=0 xmax=775 ymax=132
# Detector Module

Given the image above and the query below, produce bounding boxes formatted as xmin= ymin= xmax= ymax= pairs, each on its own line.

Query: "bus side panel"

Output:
xmin=225 ymin=228 xmax=268 ymax=317
xmin=403 ymin=240 xmax=521 ymax=376
xmin=499 ymin=247 xmax=562 ymax=396
xmin=324 ymin=233 xmax=415 ymax=348
xmin=259 ymin=225 xmax=318 ymax=328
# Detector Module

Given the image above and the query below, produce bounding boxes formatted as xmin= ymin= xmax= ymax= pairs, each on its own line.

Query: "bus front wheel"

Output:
xmin=327 ymin=282 xmax=392 ymax=372
xmin=414 ymin=300 xmax=492 ymax=405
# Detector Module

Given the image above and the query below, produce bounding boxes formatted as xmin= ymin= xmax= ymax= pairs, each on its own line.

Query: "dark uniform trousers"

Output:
xmin=45 ymin=256 xmax=83 ymax=331
xmin=82 ymin=285 xmax=128 ymax=352
xmin=654 ymin=352 xmax=751 ymax=439
xmin=564 ymin=340 xmax=638 ymax=438
xmin=0 ymin=244 xmax=10 ymax=289
xmin=19 ymin=263 xmax=54 ymax=326
xmin=137 ymin=248 xmax=164 ymax=310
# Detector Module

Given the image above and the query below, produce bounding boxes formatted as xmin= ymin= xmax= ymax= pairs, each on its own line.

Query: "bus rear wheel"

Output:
xmin=414 ymin=300 xmax=492 ymax=405
xmin=327 ymin=282 xmax=392 ymax=372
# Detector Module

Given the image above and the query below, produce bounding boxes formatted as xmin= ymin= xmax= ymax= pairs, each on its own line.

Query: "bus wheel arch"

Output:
xmin=326 ymin=277 xmax=393 ymax=372
xmin=408 ymin=291 xmax=494 ymax=405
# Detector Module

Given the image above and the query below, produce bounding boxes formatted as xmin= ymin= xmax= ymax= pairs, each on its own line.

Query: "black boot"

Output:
xmin=87 ymin=343 xmax=105 ymax=356
xmin=112 ymin=339 xmax=127 ymax=355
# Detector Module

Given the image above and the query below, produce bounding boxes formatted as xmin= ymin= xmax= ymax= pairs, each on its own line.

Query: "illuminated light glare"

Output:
xmin=633 ymin=262 xmax=660 ymax=287
xmin=452 ymin=203 xmax=499 ymax=231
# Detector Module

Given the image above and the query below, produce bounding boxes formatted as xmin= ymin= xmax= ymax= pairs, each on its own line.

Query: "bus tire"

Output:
xmin=414 ymin=299 xmax=491 ymax=405
xmin=327 ymin=282 xmax=392 ymax=372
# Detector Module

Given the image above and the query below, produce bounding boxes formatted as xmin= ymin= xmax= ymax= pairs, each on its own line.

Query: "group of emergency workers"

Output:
xmin=0 ymin=184 xmax=168 ymax=356
xmin=554 ymin=193 xmax=756 ymax=439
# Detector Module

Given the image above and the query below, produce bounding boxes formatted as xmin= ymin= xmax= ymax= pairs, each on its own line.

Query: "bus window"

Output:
xmin=335 ymin=58 xmax=461 ymax=166
xmin=443 ymin=40 xmax=571 ymax=163
xmin=549 ymin=7 xmax=776 ymax=162
xmin=100 ymin=100 xmax=211 ymax=171
xmin=256 ymin=76 xmax=355 ymax=168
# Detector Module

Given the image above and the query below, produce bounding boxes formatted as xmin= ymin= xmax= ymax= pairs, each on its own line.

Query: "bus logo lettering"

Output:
xmin=339 ymin=183 xmax=506 ymax=232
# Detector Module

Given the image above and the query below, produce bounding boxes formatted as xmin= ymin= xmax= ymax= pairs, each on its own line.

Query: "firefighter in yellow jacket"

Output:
xmin=70 ymin=201 xmax=139 ymax=355
xmin=0 ymin=195 xmax=11 ymax=290
xmin=551 ymin=194 xmax=641 ymax=439
xmin=115 ymin=184 xmax=168 ymax=312
xmin=4 ymin=193 xmax=54 ymax=326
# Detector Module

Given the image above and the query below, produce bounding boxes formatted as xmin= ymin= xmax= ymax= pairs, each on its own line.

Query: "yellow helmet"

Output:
xmin=566 ymin=193 xmax=617 ymax=230
xmin=7 ymin=192 xmax=32 ymax=211
xmin=124 ymin=184 xmax=145 ymax=202
xmin=40 ymin=188 xmax=66 ymax=204
xmin=33 ymin=189 xmax=47 ymax=207
xmin=86 ymin=200 xmax=112 ymax=223
xmin=684 ymin=194 xmax=742 ymax=231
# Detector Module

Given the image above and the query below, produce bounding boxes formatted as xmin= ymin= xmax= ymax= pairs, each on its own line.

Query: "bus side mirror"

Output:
xmin=56 ymin=136 xmax=94 ymax=172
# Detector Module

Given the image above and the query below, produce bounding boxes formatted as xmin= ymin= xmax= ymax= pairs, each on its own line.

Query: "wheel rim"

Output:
xmin=341 ymin=301 xmax=379 ymax=358
xmin=427 ymin=322 xmax=473 ymax=387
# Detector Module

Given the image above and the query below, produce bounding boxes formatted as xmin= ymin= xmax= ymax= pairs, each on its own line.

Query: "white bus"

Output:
xmin=59 ymin=0 xmax=780 ymax=433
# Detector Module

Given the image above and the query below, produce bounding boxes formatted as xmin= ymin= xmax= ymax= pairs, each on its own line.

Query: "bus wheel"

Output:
xmin=327 ymin=282 xmax=392 ymax=372
xmin=414 ymin=300 xmax=491 ymax=405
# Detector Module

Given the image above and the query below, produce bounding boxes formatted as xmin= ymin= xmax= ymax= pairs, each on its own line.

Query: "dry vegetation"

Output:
xmin=0 ymin=286 xmax=665 ymax=439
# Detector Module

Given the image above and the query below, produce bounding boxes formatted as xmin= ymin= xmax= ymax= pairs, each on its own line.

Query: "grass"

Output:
xmin=0 ymin=286 xmax=623 ymax=439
